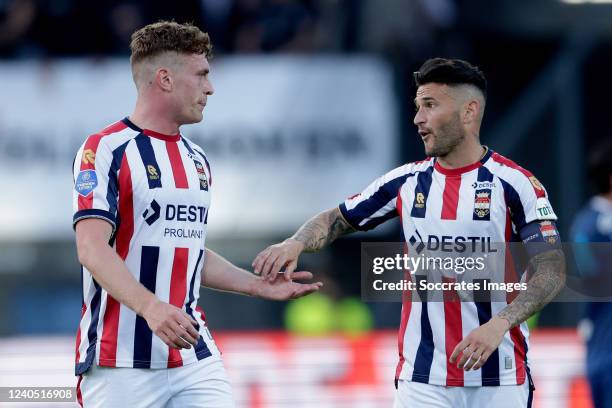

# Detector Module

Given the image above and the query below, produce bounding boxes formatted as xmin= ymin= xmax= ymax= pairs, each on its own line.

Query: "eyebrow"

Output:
xmin=414 ymin=96 xmax=436 ymax=105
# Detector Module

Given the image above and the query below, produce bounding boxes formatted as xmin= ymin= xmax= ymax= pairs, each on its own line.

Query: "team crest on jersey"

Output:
xmin=82 ymin=149 xmax=96 ymax=165
xmin=75 ymin=170 xmax=98 ymax=197
xmin=539 ymin=221 xmax=558 ymax=244
xmin=529 ymin=176 xmax=544 ymax=192
xmin=414 ymin=192 xmax=425 ymax=209
xmin=147 ymin=165 xmax=160 ymax=180
xmin=473 ymin=190 xmax=491 ymax=218
xmin=194 ymin=160 xmax=208 ymax=189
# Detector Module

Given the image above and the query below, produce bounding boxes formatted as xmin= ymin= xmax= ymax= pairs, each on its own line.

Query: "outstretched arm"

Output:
xmin=450 ymin=248 xmax=566 ymax=371
xmin=252 ymin=207 xmax=356 ymax=281
xmin=201 ymin=248 xmax=322 ymax=300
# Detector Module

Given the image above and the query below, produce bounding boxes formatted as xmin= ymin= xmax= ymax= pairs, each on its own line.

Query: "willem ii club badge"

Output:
xmin=473 ymin=190 xmax=491 ymax=218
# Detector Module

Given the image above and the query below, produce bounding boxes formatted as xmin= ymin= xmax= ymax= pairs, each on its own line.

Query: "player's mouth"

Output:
xmin=419 ymin=130 xmax=433 ymax=140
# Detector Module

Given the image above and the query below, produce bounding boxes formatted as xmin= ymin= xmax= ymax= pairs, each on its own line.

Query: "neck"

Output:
xmin=436 ymin=135 xmax=484 ymax=169
xmin=130 ymin=96 xmax=180 ymax=135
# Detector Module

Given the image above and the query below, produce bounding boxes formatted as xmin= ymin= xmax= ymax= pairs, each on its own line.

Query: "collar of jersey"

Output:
xmin=122 ymin=117 xmax=181 ymax=142
xmin=433 ymin=146 xmax=492 ymax=176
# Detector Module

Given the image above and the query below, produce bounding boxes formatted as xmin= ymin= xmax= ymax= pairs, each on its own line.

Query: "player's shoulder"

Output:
xmin=81 ymin=118 xmax=139 ymax=152
xmin=382 ymin=157 xmax=434 ymax=180
xmin=485 ymin=150 xmax=546 ymax=192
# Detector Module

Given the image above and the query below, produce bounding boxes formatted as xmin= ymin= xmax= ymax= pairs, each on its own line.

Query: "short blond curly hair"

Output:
xmin=130 ymin=21 xmax=212 ymax=66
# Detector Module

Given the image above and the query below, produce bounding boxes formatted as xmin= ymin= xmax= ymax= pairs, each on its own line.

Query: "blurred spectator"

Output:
xmin=228 ymin=0 xmax=320 ymax=53
xmin=571 ymin=139 xmax=612 ymax=408
xmin=0 ymin=0 xmax=36 ymax=57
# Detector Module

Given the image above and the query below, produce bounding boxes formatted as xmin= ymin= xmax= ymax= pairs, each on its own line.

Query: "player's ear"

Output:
xmin=463 ymin=99 xmax=479 ymax=124
xmin=156 ymin=67 xmax=173 ymax=92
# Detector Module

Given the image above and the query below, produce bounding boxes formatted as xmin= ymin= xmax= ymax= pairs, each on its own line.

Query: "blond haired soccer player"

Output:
xmin=254 ymin=58 xmax=566 ymax=407
xmin=72 ymin=21 xmax=322 ymax=407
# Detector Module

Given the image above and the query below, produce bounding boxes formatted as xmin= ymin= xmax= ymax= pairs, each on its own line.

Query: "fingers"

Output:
xmin=450 ymin=340 xmax=491 ymax=371
xmin=456 ymin=345 xmax=474 ymax=369
xmin=290 ymin=282 xmax=323 ymax=299
xmin=470 ymin=349 xmax=492 ymax=371
xmin=259 ymin=251 xmax=280 ymax=281
xmin=290 ymin=270 xmax=313 ymax=281
xmin=172 ymin=321 xmax=198 ymax=347
xmin=450 ymin=339 xmax=468 ymax=363
xmin=283 ymin=260 xmax=298 ymax=281
xmin=180 ymin=312 xmax=200 ymax=338
xmin=462 ymin=346 xmax=485 ymax=371
xmin=163 ymin=327 xmax=192 ymax=349
xmin=148 ymin=303 xmax=201 ymax=349
xmin=252 ymin=248 xmax=269 ymax=276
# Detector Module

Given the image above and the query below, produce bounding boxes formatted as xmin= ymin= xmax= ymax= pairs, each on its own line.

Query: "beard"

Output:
xmin=424 ymin=113 xmax=466 ymax=158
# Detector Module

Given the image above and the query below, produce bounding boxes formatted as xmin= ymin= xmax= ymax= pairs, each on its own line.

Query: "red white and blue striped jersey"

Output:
xmin=72 ymin=118 xmax=219 ymax=375
xmin=340 ymin=148 xmax=558 ymax=387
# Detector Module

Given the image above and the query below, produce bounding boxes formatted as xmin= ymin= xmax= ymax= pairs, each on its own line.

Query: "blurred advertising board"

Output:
xmin=0 ymin=330 xmax=590 ymax=408
xmin=0 ymin=57 xmax=398 ymax=240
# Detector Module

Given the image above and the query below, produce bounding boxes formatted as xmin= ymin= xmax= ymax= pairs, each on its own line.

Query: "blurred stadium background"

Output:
xmin=0 ymin=0 xmax=610 ymax=406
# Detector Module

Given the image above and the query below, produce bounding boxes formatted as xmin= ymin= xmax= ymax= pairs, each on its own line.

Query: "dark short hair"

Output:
xmin=414 ymin=58 xmax=487 ymax=98
xmin=130 ymin=21 xmax=212 ymax=66
xmin=588 ymin=139 xmax=612 ymax=194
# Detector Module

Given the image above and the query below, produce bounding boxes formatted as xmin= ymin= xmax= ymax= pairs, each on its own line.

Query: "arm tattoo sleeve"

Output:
xmin=291 ymin=207 xmax=356 ymax=252
xmin=497 ymin=249 xmax=566 ymax=328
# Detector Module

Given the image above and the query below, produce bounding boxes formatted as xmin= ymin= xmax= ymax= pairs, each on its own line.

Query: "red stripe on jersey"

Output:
xmin=441 ymin=175 xmax=462 ymax=220
xmin=511 ymin=326 xmax=527 ymax=384
xmin=76 ymin=375 xmax=83 ymax=407
xmin=77 ymin=121 xmax=128 ymax=211
xmin=115 ymin=154 xmax=134 ymax=260
xmin=442 ymin=277 xmax=464 ymax=386
xmin=99 ymin=153 xmax=133 ymax=365
xmin=166 ymin=141 xmax=189 ymax=189
xmin=196 ymin=305 xmax=207 ymax=322
xmin=99 ymin=296 xmax=120 ymax=366
xmin=491 ymin=152 xmax=545 ymax=198
xmin=74 ymin=303 xmax=87 ymax=364
xmin=168 ymin=247 xmax=189 ymax=368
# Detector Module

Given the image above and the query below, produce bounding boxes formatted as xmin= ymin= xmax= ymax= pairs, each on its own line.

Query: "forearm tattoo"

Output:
xmin=498 ymin=249 xmax=566 ymax=328
xmin=291 ymin=208 xmax=355 ymax=252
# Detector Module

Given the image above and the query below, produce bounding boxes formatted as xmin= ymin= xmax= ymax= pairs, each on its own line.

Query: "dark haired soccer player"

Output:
xmin=571 ymin=140 xmax=612 ymax=408
xmin=72 ymin=21 xmax=321 ymax=407
xmin=253 ymin=58 xmax=566 ymax=407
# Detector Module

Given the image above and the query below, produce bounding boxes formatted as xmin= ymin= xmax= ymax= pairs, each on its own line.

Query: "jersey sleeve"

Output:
xmin=504 ymin=172 xmax=561 ymax=255
xmin=72 ymin=137 xmax=118 ymax=232
xmin=339 ymin=165 xmax=410 ymax=231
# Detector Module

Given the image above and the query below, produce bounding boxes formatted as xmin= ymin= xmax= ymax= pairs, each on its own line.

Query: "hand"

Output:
xmin=142 ymin=299 xmax=200 ymax=350
xmin=252 ymin=238 xmax=305 ymax=281
xmin=250 ymin=271 xmax=323 ymax=300
xmin=449 ymin=316 xmax=510 ymax=371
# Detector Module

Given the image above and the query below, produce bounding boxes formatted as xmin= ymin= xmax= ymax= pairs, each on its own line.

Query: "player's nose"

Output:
xmin=205 ymin=79 xmax=214 ymax=96
xmin=413 ymin=108 xmax=425 ymax=126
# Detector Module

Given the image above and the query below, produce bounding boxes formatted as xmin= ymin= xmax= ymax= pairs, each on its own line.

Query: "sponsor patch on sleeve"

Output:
xmin=535 ymin=197 xmax=557 ymax=220
xmin=75 ymin=170 xmax=98 ymax=197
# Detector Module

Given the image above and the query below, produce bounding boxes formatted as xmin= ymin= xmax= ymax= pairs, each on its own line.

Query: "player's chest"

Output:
xmin=122 ymin=140 xmax=212 ymax=223
xmin=399 ymin=170 xmax=506 ymax=233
